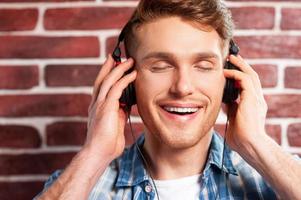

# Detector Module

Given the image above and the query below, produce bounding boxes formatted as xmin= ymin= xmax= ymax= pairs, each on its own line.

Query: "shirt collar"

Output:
xmin=205 ymin=132 xmax=238 ymax=176
xmin=115 ymin=132 xmax=237 ymax=187
xmin=115 ymin=135 xmax=149 ymax=187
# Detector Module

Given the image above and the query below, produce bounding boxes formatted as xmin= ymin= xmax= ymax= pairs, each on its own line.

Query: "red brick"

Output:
xmin=265 ymin=124 xmax=281 ymax=144
xmin=0 ymin=125 xmax=41 ymax=148
xmin=285 ymin=67 xmax=301 ymax=89
xmin=45 ymin=64 xmax=100 ymax=87
xmin=0 ymin=9 xmax=38 ymax=31
xmin=265 ymin=94 xmax=301 ymax=118
xmin=0 ymin=65 xmax=38 ymax=89
xmin=0 ymin=36 xmax=99 ymax=59
xmin=281 ymin=8 xmax=301 ymax=30
xmin=252 ymin=65 xmax=278 ymax=88
xmin=235 ymin=36 xmax=301 ymax=59
xmin=287 ymin=123 xmax=301 ymax=147
xmin=0 ymin=152 xmax=75 ymax=175
xmin=231 ymin=7 xmax=274 ymax=29
xmin=0 ymin=181 xmax=44 ymax=200
xmin=47 ymin=121 xmax=87 ymax=146
xmin=124 ymin=122 xmax=144 ymax=146
xmin=0 ymin=94 xmax=91 ymax=117
xmin=44 ymin=7 xmax=134 ymax=30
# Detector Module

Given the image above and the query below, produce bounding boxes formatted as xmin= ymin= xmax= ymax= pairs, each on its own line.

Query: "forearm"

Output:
xmin=240 ymin=133 xmax=301 ymax=199
xmin=38 ymin=147 xmax=111 ymax=200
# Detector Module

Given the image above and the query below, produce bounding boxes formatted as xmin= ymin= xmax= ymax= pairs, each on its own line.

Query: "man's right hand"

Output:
xmin=84 ymin=55 xmax=137 ymax=162
xmin=38 ymin=55 xmax=136 ymax=200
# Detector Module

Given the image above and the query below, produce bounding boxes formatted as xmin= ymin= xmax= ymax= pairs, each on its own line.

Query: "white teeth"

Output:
xmin=164 ymin=107 xmax=199 ymax=113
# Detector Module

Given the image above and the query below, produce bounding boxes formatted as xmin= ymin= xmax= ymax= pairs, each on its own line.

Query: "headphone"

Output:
xmin=112 ymin=28 xmax=240 ymax=111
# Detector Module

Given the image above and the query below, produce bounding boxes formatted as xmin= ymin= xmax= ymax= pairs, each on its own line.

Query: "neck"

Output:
xmin=143 ymin=131 xmax=213 ymax=180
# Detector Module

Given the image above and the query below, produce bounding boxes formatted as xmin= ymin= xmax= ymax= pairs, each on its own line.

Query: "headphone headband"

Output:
xmin=229 ymin=40 xmax=239 ymax=55
xmin=113 ymin=21 xmax=131 ymax=61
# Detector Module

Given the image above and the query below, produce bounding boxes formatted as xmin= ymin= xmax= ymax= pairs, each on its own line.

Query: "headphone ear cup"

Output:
xmin=120 ymin=83 xmax=136 ymax=111
xmin=222 ymin=61 xmax=239 ymax=104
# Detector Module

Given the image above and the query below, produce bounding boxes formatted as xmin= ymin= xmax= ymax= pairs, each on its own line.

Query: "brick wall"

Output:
xmin=0 ymin=0 xmax=300 ymax=199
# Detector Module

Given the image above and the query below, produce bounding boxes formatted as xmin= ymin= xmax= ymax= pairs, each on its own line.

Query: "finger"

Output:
xmin=224 ymin=69 xmax=255 ymax=93
xmin=229 ymin=55 xmax=255 ymax=75
xmin=106 ymin=70 xmax=137 ymax=107
xmin=224 ymin=69 xmax=268 ymax=112
xmin=89 ymin=55 xmax=115 ymax=110
xmin=229 ymin=55 xmax=264 ymax=98
xmin=97 ymin=58 xmax=134 ymax=103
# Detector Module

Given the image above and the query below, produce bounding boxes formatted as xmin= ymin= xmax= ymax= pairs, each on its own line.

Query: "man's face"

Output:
xmin=133 ymin=17 xmax=225 ymax=149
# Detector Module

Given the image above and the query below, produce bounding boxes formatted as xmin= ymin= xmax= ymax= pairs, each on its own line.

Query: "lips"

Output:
xmin=158 ymin=103 xmax=203 ymax=122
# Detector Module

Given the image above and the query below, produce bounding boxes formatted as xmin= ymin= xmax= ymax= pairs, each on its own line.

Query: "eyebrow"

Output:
xmin=141 ymin=51 xmax=220 ymax=62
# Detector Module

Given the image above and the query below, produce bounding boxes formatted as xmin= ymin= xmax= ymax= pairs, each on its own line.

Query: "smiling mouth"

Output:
xmin=162 ymin=106 xmax=200 ymax=115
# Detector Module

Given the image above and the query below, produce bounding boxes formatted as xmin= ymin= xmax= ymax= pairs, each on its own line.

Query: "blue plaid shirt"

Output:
xmin=38 ymin=132 xmax=277 ymax=200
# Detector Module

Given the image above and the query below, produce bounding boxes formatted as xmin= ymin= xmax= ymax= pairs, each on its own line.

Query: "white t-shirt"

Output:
xmin=153 ymin=174 xmax=201 ymax=200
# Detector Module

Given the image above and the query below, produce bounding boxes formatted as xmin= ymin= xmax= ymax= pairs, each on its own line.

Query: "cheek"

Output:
xmin=193 ymin=71 xmax=225 ymax=100
xmin=135 ymin=70 xmax=172 ymax=103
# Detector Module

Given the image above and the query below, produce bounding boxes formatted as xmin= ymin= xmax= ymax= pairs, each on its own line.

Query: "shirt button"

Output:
xmin=144 ymin=184 xmax=152 ymax=193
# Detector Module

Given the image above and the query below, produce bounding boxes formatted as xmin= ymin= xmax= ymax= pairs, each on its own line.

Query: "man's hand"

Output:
xmin=38 ymin=55 xmax=137 ymax=200
xmin=223 ymin=54 xmax=267 ymax=155
xmin=84 ymin=55 xmax=137 ymax=161
xmin=223 ymin=54 xmax=301 ymax=199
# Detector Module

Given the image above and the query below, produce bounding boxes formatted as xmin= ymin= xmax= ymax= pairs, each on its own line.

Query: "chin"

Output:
xmin=164 ymin=137 xmax=201 ymax=149
xmin=149 ymin=124 xmax=210 ymax=150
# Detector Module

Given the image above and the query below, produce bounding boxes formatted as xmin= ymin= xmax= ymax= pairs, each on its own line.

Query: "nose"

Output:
xmin=170 ymin=68 xmax=194 ymax=97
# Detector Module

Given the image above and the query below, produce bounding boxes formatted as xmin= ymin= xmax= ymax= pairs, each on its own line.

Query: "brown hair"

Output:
xmin=122 ymin=0 xmax=234 ymax=57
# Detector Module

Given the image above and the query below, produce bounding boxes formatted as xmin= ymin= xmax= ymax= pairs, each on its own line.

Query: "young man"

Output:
xmin=36 ymin=0 xmax=301 ymax=199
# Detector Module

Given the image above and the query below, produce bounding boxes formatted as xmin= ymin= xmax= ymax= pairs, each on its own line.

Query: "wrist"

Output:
xmin=79 ymin=144 xmax=116 ymax=162
xmin=237 ymin=131 xmax=271 ymax=165
xmin=76 ymin=146 xmax=113 ymax=171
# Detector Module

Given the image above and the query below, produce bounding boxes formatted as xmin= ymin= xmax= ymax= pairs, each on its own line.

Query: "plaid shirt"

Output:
xmin=38 ymin=132 xmax=278 ymax=200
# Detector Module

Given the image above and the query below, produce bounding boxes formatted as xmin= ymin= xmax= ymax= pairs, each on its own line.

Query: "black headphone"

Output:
xmin=222 ymin=40 xmax=240 ymax=104
xmin=112 ymin=29 xmax=240 ymax=111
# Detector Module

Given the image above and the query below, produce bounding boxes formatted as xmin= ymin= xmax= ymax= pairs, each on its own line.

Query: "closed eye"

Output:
xmin=150 ymin=64 xmax=174 ymax=73
xmin=194 ymin=60 xmax=214 ymax=71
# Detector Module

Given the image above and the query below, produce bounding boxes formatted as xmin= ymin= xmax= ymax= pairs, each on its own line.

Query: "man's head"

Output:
xmin=121 ymin=0 xmax=235 ymax=149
